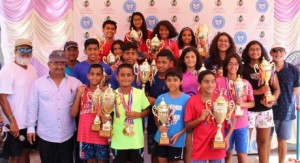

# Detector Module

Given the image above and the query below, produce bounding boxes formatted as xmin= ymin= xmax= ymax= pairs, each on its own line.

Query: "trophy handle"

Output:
xmin=125 ymin=33 xmax=132 ymax=42
xmin=228 ymin=80 xmax=233 ymax=90
xmin=103 ymin=56 xmax=107 ymax=64
xmin=146 ymin=39 xmax=151 ymax=49
xmin=158 ymin=40 xmax=165 ymax=52
xmin=254 ymin=64 xmax=259 ymax=74
xmin=152 ymin=106 xmax=159 ymax=119
xmin=133 ymin=63 xmax=139 ymax=75
xmin=227 ymin=101 xmax=235 ymax=120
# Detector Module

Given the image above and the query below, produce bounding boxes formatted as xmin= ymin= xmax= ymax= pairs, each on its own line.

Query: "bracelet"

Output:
xmin=8 ymin=114 xmax=14 ymax=121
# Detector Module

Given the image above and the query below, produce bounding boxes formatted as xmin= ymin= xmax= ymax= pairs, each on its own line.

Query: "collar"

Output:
xmin=46 ymin=73 xmax=68 ymax=79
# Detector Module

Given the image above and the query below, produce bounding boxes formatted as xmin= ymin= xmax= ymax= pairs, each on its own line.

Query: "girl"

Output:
xmin=124 ymin=12 xmax=152 ymax=59
xmin=152 ymin=20 xmax=180 ymax=59
xmin=216 ymin=53 xmax=255 ymax=163
xmin=110 ymin=40 xmax=124 ymax=71
xmin=204 ymin=32 xmax=236 ymax=77
xmin=185 ymin=70 xmax=233 ymax=162
xmin=242 ymin=40 xmax=280 ymax=163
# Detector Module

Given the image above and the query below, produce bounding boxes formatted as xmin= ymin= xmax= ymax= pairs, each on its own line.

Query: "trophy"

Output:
xmin=146 ymin=34 xmax=164 ymax=54
xmin=94 ymin=35 xmax=105 ymax=54
xmin=209 ymin=92 xmax=235 ymax=149
xmin=91 ymin=85 xmax=102 ymax=131
xmin=194 ymin=24 xmax=209 ymax=57
xmin=99 ymin=84 xmax=115 ymax=137
xmin=254 ymin=57 xmax=275 ymax=102
xmin=152 ymin=98 xmax=175 ymax=145
xmin=125 ymin=27 xmax=142 ymax=42
xmin=150 ymin=60 xmax=158 ymax=86
xmin=103 ymin=51 xmax=116 ymax=65
xmin=134 ymin=59 xmax=151 ymax=91
xmin=198 ymin=64 xmax=207 ymax=74
xmin=229 ymin=75 xmax=248 ymax=117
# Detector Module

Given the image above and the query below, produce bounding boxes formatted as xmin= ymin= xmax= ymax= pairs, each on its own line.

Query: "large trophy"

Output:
xmin=209 ymin=93 xmax=235 ymax=149
xmin=152 ymin=98 xmax=175 ymax=145
xmin=229 ymin=75 xmax=248 ymax=117
xmin=99 ymin=84 xmax=115 ymax=138
xmin=194 ymin=24 xmax=209 ymax=57
xmin=146 ymin=34 xmax=164 ymax=54
xmin=94 ymin=36 xmax=105 ymax=54
xmin=134 ymin=59 xmax=157 ymax=91
xmin=125 ymin=28 xmax=142 ymax=42
xmin=254 ymin=57 xmax=275 ymax=102
xmin=91 ymin=85 xmax=102 ymax=131
xmin=103 ymin=51 xmax=116 ymax=65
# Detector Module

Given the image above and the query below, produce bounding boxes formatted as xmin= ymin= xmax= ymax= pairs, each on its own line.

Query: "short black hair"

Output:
xmin=121 ymin=42 xmax=138 ymax=52
xmin=88 ymin=64 xmax=103 ymax=74
xmin=165 ymin=68 xmax=183 ymax=81
xmin=84 ymin=38 xmax=99 ymax=49
xmin=116 ymin=63 xmax=134 ymax=75
xmin=198 ymin=70 xmax=215 ymax=83
xmin=102 ymin=19 xmax=117 ymax=29
xmin=157 ymin=49 xmax=176 ymax=66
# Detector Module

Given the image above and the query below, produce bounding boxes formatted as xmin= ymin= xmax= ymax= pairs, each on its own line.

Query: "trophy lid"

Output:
xmin=198 ymin=63 xmax=207 ymax=73
xmin=140 ymin=59 xmax=150 ymax=71
xmin=260 ymin=57 xmax=273 ymax=70
xmin=151 ymin=59 xmax=156 ymax=66
xmin=151 ymin=34 xmax=160 ymax=46
xmin=157 ymin=98 xmax=168 ymax=109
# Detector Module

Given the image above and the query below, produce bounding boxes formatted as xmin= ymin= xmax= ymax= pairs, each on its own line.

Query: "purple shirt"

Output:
xmin=182 ymin=71 xmax=198 ymax=96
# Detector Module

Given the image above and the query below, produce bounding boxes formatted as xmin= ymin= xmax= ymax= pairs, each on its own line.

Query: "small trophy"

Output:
xmin=125 ymin=28 xmax=142 ymax=42
xmin=152 ymin=98 xmax=175 ymax=145
xmin=209 ymin=93 xmax=235 ymax=149
xmin=230 ymin=75 xmax=248 ymax=117
xmin=146 ymin=34 xmax=164 ymax=54
xmin=91 ymin=85 xmax=102 ymax=131
xmin=99 ymin=84 xmax=115 ymax=137
xmin=194 ymin=24 xmax=209 ymax=57
xmin=103 ymin=51 xmax=116 ymax=65
xmin=134 ymin=59 xmax=151 ymax=91
xmin=254 ymin=57 xmax=275 ymax=102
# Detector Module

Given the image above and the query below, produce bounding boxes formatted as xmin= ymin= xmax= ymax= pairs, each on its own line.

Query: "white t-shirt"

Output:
xmin=0 ymin=62 xmax=37 ymax=130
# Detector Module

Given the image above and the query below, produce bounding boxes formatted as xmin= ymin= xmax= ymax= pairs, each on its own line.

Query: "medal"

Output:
xmin=118 ymin=88 xmax=135 ymax=136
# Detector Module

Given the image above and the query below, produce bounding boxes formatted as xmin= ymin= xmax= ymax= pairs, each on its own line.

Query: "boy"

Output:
xmin=152 ymin=69 xmax=190 ymax=162
xmin=109 ymin=42 xmax=141 ymax=89
xmin=71 ymin=64 xmax=109 ymax=163
xmin=269 ymin=43 xmax=300 ymax=163
xmin=145 ymin=49 xmax=175 ymax=162
xmin=64 ymin=41 xmax=79 ymax=76
xmin=99 ymin=20 xmax=117 ymax=60
xmin=73 ymin=38 xmax=111 ymax=84
xmin=111 ymin=63 xmax=150 ymax=163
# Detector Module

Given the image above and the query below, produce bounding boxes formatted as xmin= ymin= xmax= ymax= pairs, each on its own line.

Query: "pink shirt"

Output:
xmin=77 ymin=88 xmax=108 ymax=145
xmin=216 ymin=77 xmax=254 ymax=129
xmin=182 ymin=71 xmax=198 ymax=96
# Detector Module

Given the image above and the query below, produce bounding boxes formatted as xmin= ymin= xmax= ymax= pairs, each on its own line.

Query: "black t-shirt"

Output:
xmin=242 ymin=63 xmax=272 ymax=112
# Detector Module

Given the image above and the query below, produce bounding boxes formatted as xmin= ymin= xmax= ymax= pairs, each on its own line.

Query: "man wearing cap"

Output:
xmin=268 ymin=44 xmax=300 ymax=163
xmin=64 ymin=41 xmax=79 ymax=76
xmin=0 ymin=38 xmax=38 ymax=163
xmin=26 ymin=50 xmax=82 ymax=163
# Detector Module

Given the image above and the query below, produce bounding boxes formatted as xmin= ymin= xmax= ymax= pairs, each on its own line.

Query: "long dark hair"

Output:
xmin=222 ymin=53 xmax=243 ymax=76
xmin=177 ymin=27 xmax=197 ymax=49
xmin=178 ymin=47 xmax=202 ymax=73
xmin=241 ymin=40 xmax=269 ymax=64
xmin=152 ymin=20 xmax=178 ymax=39
xmin=208 ymin=32 xmax=236 ymax=66
xmin=130 ymin=12 xmax=148 ymax=42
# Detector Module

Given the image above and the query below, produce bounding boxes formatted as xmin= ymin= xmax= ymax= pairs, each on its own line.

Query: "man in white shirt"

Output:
xmin=0 ymin=38 xmax=38 ymax=163
xmin=26 ymin=50 xmax=81 ymax=163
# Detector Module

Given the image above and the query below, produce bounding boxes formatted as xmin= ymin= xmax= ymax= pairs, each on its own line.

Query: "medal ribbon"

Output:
xmin=118 ymin=88 xmax=133 ymax=124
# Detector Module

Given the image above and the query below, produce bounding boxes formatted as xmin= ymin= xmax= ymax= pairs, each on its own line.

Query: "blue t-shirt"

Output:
xmin=65 ymin=65 xmax=73 ymax=76
xmin=154 ymin=92 xmax=190 ymax=147
xmin=108 ymin=70 xmax=142 ymax=90
xmin=73 ymin=61 xmax=111 ymax=84
xmin=273 ymin=62 xmax=300 ymax=120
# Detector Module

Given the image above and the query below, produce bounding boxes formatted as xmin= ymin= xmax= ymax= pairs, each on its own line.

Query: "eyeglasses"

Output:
xmin=17 ymin=48 xmax=32 ymax=54
xmin=271 ymin=48 xmax=285 ymax=53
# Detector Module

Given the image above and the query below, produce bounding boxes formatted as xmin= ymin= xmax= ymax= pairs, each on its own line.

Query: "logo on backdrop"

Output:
xmin=256 ymin=0 xmax=269 ymax=13
xmin=149 ymin=0 xmax=155 ymax=7
xmin=83 ymin=0 xmax=89 ymax=8
xmin=104 ymin=0 xmax=111 ymax=7
xmin=80 ymin=16 xmax=93 ymax=30
xmin=234 ymin=31 xmax=247 ymax=45
xmin=171 ymin=15 xmax=177 ymax=23
xmin=237 ymin=0 xmax=243 ymax=6
xmin=215 ymin=0 xmax=222 ymax=6
xmin=146 ymin=16 xmax=159 ymax=29
xmin=127 ymin=15 xmax=132 ymax=23
xmin=171 ymin=0 xmax=177 ymax=6
xmin=83 ymin=32 xmax=90 ymax=39
xmin=259 ymin=15 xmax=265 ymax=22
xmin=212 ymin=15 xmax=225 ymax=29
xmin=193 ymin=15 xmax=200 ymax=23
xmin=259 ymin=31 xmax=265 ymax=38
xmin=190 ymin=0 xmax=203 ymax=13
xmin=123 ymin=0 xmax=137 ymax=13
xmin=237 ymin=15 xmax=244 ymax=23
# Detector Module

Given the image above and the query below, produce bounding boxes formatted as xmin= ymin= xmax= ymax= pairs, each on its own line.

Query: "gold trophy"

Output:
xmin=194 ymin=24 xmax=209 ymax=57
xmin=103 ymin=51 xmax=116 ymax=65
xmin=125 ymin=27 xmax=142 ymax=42
xmin=152 ymin=98 xmax=175 ymax=145
xmin=229 ymin=75 xmax=248 ymax=117
xmin=254 ymin=57 xmax=275 ymax=102
xmin=134 ymin=59 xmax=151 ymax=91
xmin=99 ymin=84 xmax=115 ymax=138
xmin=146 ymin=34 xmax=164 ymax=53
xmin=209 ymin=93 xmax=235 ymax=149
xmin=91 ymin=85 xmax=102 ymax=131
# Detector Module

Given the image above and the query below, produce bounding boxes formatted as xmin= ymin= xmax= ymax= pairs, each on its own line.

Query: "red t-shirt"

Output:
xmin=99 ymin=41 xmax=113 ymax=60
xmin=184 ymin=93 xmax=226 ymax=160
xmin=77 ymin=88 xmax=108 ymax=145
xmin=124 ymin=30 xmax=152 ymax=56
xmin=163 ymin=39 xmax=180 ymax=59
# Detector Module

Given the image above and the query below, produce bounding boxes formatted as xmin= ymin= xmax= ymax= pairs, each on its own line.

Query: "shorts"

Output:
xmin=111 ymin=148 xmax=144 ymax=163
xmin=147 ymin=132 xmax=156 ymax=154
xmin=270 ymin=120 xmax=293 ymax=140
xmin=248 ymin=110 xmax=274 ymax=128
xmin=227 ymin=127 xmax=249 ymax=153
xmin=79 ymin=142 xmax=109 ymax=161
xmin=3 ymin=128 xmax=38 ymax=157
xmin=153 ymin=141 xmax=184 ymax=161
xmin=191 ymin=159 xmax=225 ymax=163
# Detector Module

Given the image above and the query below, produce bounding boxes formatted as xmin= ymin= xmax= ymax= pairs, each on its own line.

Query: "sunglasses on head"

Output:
xmin=17 ymin=48 xmax=33 ymax=54
xmin=271 ymin=48 xmax=285 ymax=53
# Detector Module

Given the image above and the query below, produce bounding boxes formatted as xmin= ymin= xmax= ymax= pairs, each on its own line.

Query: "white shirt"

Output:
xmin=0 ymin=62 xmax=37 ymax=131
xmin=26 ymin=74 xmax=81 ymax=143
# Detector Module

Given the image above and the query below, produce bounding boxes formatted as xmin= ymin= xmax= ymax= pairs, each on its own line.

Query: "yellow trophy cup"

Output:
xmin=152 ymin=98 xmax=175 ymax=145
xmin=91 ymin=85 xmax=102 ymax=131
xmin=229 ymin=75 xmax=248 ymax=117
xmin=134 ymin=59 xmax=157 ymax=91
xmin=146 ymin=34 xmax=164 ymax=54
xmin=254 ymin=57 xmax=276 ymax=102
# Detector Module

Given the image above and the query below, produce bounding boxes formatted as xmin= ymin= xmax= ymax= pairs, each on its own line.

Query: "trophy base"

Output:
xmin=91 ymin=124 xmax=100 ymax=131
xmin=212 ymin=140 xmax=226 ymax=149
xmin=235 ymin=109 xmax=244 ymax=117
xmin=159 ymin=137 xmax=170 ymax=145
xmin=99 ymin=130 xmax=111 ymax=138
xmin=265 ymin=95 xmax=275 ymax=103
